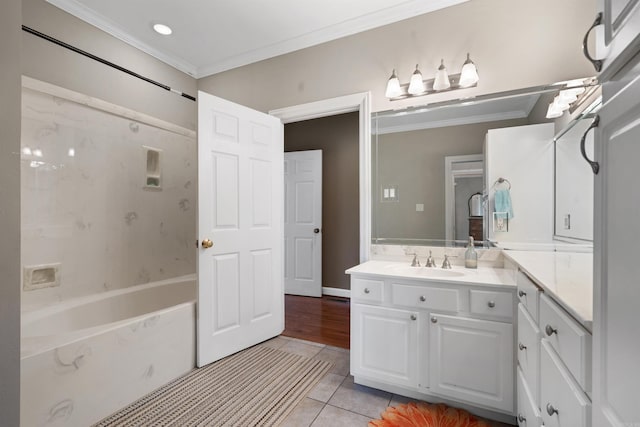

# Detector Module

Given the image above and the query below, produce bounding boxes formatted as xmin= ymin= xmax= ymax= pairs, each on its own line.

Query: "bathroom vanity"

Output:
xmin=346 ymin=260 xmax=517 ymax=422
xmin=347 ymin=250 xmax=594 ymax=426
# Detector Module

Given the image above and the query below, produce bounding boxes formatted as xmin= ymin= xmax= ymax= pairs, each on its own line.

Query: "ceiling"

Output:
xmin=47 ymin=0 xmax=468 ymax=78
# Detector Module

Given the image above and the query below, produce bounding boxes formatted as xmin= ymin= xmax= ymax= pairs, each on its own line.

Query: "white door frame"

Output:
xmin=444 ymin=154 xmax=484 ymax=241
xmin=270 ymin=92 xmax=371 ymax=263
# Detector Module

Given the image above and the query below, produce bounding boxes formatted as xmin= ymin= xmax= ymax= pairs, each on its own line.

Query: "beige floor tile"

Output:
xmin=279 ymin=398 xmax=325 ymax=427
xmin=311 ymin=404 xmax=371 ymax=427
xmin=313 ymin=347 xmax=350 ymax=376
xmin=307 ymin=373 xmax=345 ymax=403
xmin=327 ymin=376 xmax=392 ymax=419
xmin=280 ymin=339 xmax=325 ymax=358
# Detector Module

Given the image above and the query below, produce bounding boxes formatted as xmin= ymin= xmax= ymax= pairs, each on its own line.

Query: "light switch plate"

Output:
xmin=416 ymin=204 xmax=424 ymax=212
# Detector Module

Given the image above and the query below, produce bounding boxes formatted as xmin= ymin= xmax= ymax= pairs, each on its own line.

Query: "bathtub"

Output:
xmin=21 ymin=274 xmax=197 ymax=427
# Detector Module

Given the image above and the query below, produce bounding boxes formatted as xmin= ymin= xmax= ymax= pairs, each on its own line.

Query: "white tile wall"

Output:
xmin=21 ymin=88 xmax=196 ymax=309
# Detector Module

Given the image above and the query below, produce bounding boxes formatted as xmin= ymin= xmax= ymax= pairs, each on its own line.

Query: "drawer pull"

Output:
xmin=518 ymin=342 xmax=527 ymax=351
xmin=363 ymin=288 xmax=370 ymax=294
xmin=430 ymin=316 xmax=438 ymax=324
xmin=545 ymin=324 xmax=558 ymax=336
xmin=546 ymin=403 xmax=559 ymax=416
xmin=487 ymin=300 xmax=496 ymax=308
xmin=410 ymin=314 xmax=417 ymax=321
xmin=419 ymin=295 xmax=426 ymax=302
xmin=518 ymin=290 xmax=526 ymax=297
xmin=517 ymin=414 xmax=526 ymax=423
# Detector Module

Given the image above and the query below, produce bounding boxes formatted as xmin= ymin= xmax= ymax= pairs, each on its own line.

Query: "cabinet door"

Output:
xmin=429 ymin=313 xmax=514 ymax=413
xmin=351 ymin=304 xmax=418 ymax=388
xmin=598 ymin=0 xmax=640 ymax=79
xmin=593 ymin=60 xmax=640 ymax=427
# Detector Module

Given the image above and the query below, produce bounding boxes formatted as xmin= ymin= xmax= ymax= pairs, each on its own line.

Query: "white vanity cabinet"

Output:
xmin=349 ymin=271 xmax=516 ymax=418
xmin=514 ymin=268 xmax=592 ymax=427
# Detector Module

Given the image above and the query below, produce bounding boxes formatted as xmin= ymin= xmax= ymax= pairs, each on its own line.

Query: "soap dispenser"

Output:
xmin=465 ymin=236 xmax=478 ymax=269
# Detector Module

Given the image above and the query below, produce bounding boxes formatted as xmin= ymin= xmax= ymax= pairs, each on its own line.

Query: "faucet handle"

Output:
xmin=411 ymin=253 xmax=420 ymax=267
xmin=441 ymin=254 xmax=452 ymax=269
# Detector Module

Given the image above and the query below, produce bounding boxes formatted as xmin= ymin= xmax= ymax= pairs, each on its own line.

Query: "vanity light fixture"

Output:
xmin=153 ymin=23 xmax=173 ymax=36
xmin=545 ymin=78 xmax=589 ymax=119
xmin=385 ymin=53 xmax=479 ymax=100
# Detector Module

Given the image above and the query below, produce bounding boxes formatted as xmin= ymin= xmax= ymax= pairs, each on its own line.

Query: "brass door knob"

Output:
xmin=201 ymin=239 xmax=213 ymax=249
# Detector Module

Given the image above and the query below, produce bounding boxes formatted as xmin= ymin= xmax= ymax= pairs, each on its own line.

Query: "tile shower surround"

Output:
xmin=21 ymin=87 xmax=196 ymax=310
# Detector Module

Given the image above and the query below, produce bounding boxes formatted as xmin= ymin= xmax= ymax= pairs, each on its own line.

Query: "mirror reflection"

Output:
xmin=371 ymin=83 xmax=597 ymax=248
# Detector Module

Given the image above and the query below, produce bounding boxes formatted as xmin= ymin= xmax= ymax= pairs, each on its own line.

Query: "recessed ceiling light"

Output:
xmin=153 ymin=23 xmax=172 ymax=36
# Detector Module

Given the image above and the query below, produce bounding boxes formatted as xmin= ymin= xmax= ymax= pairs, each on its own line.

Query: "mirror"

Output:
xmin=371 ymin=83 xmax=596 ymax=247
xmin=554 ymin=97 xmax=600 ymax=242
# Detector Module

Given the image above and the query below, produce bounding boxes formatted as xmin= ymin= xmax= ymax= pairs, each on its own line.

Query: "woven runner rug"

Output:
xmin=94 ymin=345 xmax=332 ymax=427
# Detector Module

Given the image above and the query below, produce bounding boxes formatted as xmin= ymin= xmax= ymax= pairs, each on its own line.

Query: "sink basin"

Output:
xmin=384 ymin=264 xmax=465 ymax=278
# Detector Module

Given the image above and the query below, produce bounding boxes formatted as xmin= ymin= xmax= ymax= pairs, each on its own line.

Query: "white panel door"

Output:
xmin=284 ymin=150 xmax=322 ymax=297
xmin=429 ymin=313 xmax=514 ymax=413
xmin=197 ymin=91 xmax=284 ymax=367
xmin=593 ymin=65 xmax=640 ymax=427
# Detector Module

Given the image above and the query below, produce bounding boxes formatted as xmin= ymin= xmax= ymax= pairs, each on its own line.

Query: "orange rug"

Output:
xmin=369 ymin=402 xmax=492 ymax=427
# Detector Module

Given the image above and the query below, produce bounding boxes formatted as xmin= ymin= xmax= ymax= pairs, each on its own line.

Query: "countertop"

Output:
xmin=346 ymin=260 xmax=515 ymax=289
xmin=503 ymin=250 xmax=593 ymax=331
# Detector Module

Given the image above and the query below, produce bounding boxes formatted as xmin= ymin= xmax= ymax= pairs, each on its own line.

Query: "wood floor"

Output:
xmin=282 ymin=294 xmax=350 ymax=349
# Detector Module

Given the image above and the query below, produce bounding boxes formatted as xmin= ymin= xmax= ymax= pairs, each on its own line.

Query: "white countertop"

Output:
xmin=346 ymin=260 xmax=515 ymax=288
xmin=503 ymin=250 xmax=593 ymax=331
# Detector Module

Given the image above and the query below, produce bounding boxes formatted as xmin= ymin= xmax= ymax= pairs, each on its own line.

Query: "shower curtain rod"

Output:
xmin=22 ymin=25 xmax=197 ymax=102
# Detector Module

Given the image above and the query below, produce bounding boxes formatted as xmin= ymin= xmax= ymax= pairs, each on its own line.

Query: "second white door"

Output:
xmin=284 ymin=150 xmax=322 ymax=297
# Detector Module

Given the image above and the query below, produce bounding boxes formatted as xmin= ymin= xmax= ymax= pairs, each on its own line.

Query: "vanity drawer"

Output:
xmin=516 ymin=270 xmax=541 ymax=321
xmin=469 ymin=289 xmax=513 ymax=319
xmin=391 ymin=283 xmax=459 ymax=312
xmin=517 ymin=367 xmax=542 ymax=427
xmin=539 ymin=293 xmax=592 ymax=391
xmin=517 ymin=303 xmax=540 ymax=407
xmin=540 ymin=341 xmax=591 ymax=427
xmin=351 ymin=278 xmax=384 ymax=303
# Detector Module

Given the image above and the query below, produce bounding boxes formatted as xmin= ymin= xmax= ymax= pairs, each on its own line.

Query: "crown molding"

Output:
xmin=374 ymin=110 xmax=531 ymax=135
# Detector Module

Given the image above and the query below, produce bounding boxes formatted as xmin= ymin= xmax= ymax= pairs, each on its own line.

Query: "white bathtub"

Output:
xmin=21 ymin=275 xmax=197 ymax=427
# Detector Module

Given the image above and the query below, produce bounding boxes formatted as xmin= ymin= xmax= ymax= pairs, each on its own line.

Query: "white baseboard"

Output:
xmin=322 ymin=287 xmax=351 ymax=298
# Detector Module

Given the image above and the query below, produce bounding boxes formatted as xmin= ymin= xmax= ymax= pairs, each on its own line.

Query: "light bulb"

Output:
xmin=459 ymin=53 xmax=479 ymax=87
xmin=385 ymin=69 xmax=402 ymax=98
xmin=408 ymin=65 xmax=426 ymax=95
xmin=433 ymin=59 xmax=451 ymax=91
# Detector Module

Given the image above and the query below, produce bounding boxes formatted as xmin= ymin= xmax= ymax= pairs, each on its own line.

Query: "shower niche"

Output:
xmin=144 ymin=145 xmax=163 ymax=189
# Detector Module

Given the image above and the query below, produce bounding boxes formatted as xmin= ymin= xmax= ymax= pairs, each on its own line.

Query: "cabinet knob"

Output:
xmin=546 ymin=403 xmax=559 ymax=416
xmin=487 ymin=300 xmax=496 ymax=308
xmin=410 ymin=314 xmax=417 ymax=321
xmin=518 ymin=290 xmax=526 ymax=297
xmin=430 ymin=316 xmax=438 ymax=324
xmin=419 ymin=295 xmax=426 ymax=302
xmin=517 ymin=414 xmax=526 ymax=423
xmin=545 ymin=325 xmax=558 ymax=336
xmin=518 ymin=342 xmax=527 ymax=351
xmin=363 ymin=288 xmax=370 ymax=294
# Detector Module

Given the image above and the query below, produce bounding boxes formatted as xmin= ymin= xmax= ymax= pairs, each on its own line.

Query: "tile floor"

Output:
xmin=259 ymin=335 xmax=515 ymax=427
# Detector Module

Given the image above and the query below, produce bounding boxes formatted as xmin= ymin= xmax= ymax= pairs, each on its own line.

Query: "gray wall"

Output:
xmin=22 ymin=0 xmax=197 ymax=130
xmin=198 ymin=0 xmax=596 ymax=113
xmin=1 ymin=0 xmax=22 ymax=424
xmin=373 ymin=119 xmax=528 ymax=240
xmin=285 ymin=113 xmax=359 ymax=290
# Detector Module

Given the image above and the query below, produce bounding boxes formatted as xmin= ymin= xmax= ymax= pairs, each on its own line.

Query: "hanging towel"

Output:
xmin=494 ymin=189 xmax=514 ymax=220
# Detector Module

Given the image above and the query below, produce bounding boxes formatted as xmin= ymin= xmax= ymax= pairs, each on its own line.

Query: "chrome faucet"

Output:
xmin=425 ymin=251 xmax=436 ymax=267
xmin=441 ymin=254 xmax=452 ymax=269
xmin=411 ymin=253 xmax=420 ymax=267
